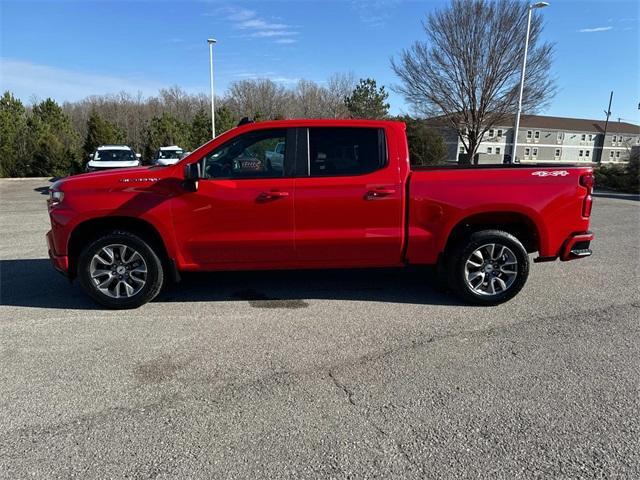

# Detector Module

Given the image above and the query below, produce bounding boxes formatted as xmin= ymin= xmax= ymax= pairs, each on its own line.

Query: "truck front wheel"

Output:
xmin=447 ymin=230 xmax=529 ymax=305
xmin=77 ymin=231 xmax=164 ymax=309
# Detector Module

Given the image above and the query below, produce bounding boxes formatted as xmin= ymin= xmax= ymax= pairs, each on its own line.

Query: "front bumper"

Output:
xmin=46 ymin=230 xmax=69 ymax=275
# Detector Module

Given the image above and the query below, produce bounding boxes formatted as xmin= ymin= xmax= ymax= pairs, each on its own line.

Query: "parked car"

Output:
xmin=153 ymin=146 xmax=184 ymax=166
xmin=85 ymin=145 xmax=141 ymax=172
xmin=47 ymin=119 xmax=594 ymax=309
xmin=265 ymin=141 xmax=285 ymax=172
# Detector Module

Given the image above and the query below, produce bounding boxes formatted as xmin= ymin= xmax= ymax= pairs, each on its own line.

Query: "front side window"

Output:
xmin=308 ymin=127 xmax=385 ymax=176
xmin=202 ymin=129 xmax=286 ymax=179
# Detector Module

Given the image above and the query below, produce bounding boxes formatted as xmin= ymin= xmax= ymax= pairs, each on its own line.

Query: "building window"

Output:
xmin=585 ymin=150 xmax=590 ymax=158
xmin=557 ymin=132 xmax=563 ymax=141
xmin=459 ymin=146 xmax=465 ymax=154
xmin=526 ymin=130 xmax=532 ymax=139
xmin=497 ymin=129 xmax=503 ymax=138
xmin=609 ymin=151 xmax=614 ymax=159
xmin=487 ymin=147 xmax=493 ymax=154
xmin=525 ymin=147 xmax=531 ymax=157
xmin=534 ymin=131 xmax=540 ymax=140
xmin=554 ymin=148 xmax=561 ymax=158
xmin=496 ymin=147 xmax=501 ymax=154
xmin=579 ymin=150 xmax=584 ymax=157
xmin=581 ymin=134 xmax=586 ymax=141
xmin=616 ymin=151 xmax=620 ymax=159
xmin=488 ymin=129 xmax=495 ymax=138
xmin=532 ymin=147 xmax=538 ymax=158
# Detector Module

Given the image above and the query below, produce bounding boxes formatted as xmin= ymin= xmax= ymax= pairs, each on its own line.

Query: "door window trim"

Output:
xmin=197 ymin=127 xmax=296 ymax=181
xmin=296 ymin=126 xmax=389 ymax=178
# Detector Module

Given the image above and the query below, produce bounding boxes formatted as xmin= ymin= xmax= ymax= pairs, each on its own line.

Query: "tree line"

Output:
xmin=1 ymin=0 xmax=557 ymax=176
xmin=0 ymin=76 xmax=446 ymax=177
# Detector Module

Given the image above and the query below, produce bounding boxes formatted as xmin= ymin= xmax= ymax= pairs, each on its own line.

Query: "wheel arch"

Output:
xmin=443 ymin=211 xmax=541 ymax=256
xmin=67 ymin=216 xmax=175 ymax=280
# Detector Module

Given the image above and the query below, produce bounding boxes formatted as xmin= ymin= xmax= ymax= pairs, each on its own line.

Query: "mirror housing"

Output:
xmin=136 ymin=153 xmax=142 ymax=159
xmin=89 ymin=153 xmax=94 ymax=160
xmin=183 ymin=162 xmax=201 ymax=192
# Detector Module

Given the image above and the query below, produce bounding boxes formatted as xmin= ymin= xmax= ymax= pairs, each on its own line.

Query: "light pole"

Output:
xmin=207 ymin=38 xmax=217 ymax=139
xmin=511 ymin=2 xmax=549 ymax=162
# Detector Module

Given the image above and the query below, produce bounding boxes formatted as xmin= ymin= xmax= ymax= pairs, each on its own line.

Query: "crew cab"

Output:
xmin=47 ymin=120 xmax=594 ymax=309
xmin=86 ymin=145 xmax=141 ymax=172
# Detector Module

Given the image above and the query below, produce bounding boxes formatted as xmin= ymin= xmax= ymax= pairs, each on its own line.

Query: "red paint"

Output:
xmin=46 ymin=119 xmax=594 ymax=276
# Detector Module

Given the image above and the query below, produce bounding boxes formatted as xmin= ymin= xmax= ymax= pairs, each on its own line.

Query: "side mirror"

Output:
xmin=89 ymin=153 xmax=94 ymax=160
xmin=183 ymin=162 xmax=201 ymax=192
xmin=136 ymin=153 xmax=142 ymax=159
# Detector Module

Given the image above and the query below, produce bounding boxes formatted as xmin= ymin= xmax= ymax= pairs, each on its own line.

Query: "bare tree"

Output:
xmin=391 ymin=0 xmax=555 ymax=164
xmin=325 ymin=72 xmax=356 ymax=118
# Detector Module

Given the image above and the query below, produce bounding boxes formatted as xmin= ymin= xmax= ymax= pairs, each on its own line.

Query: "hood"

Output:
xmin=56 ymin=165 xmax=178 ymax=192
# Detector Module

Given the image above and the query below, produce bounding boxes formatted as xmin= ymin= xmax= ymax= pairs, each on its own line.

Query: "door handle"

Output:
xmin=365 ymin=187 xmax=396 ymax=200
xmin=257 ymin=190 xmax=290 ymax=201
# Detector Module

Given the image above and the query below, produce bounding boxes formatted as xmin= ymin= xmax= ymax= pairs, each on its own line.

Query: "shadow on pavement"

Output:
xmin=0 ymin=258 xmax=461 ymax=310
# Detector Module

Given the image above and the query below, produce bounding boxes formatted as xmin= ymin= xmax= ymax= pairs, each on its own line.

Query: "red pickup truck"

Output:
xmin=46 ymin=119 xmax=594 ymax=309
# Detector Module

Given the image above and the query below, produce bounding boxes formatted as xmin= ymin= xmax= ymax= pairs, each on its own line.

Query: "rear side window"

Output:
xmin=308 ymin=127 xmax=386 ymax=176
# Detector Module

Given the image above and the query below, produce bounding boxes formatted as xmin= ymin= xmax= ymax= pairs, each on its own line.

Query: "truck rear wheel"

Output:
xmin=77 ymin=231 xmax=164 ymax=309
xmin=447 ymin=229 xmax=529 ymax=305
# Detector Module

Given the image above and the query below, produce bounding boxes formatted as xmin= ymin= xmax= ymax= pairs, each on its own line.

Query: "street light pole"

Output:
xmin=511 ymin=2 xmax=549 ymax=162
xmin=207 ymin=38 xmax=217 ymax=139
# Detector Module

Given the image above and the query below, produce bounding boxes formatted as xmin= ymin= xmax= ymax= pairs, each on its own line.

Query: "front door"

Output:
xmin=172 ymin=128 xmax=296 ymax=267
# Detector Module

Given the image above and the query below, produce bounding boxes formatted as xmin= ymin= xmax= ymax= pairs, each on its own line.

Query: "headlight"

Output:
xmin=48 ymin=181 xmax=65 ymax=207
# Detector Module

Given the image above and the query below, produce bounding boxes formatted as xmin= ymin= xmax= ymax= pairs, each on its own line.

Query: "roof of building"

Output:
xmin=519 ymin=115 xmax=639 ymax=134
xmin=426 ymin=114 xmax=639 ymax=134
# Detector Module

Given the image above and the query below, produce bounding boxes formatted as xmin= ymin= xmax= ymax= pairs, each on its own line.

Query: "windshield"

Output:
xmin=94 ymin=149 xmax=135 ymax=162
xmin=158 ymin=150 xmax=183 ymax=159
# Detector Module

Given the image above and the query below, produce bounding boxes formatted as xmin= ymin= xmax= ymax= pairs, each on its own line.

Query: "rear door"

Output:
xmin=293 ymin=126 xmax=404 ymax=266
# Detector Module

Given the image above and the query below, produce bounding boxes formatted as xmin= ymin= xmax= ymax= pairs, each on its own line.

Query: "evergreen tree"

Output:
xmin=344 ymin=78 xmax=390 ymax=119
xmin=190 ymin=109 xmax=211 ymax=149
xmin=215 ymin=105 xmax=236 ymax=135
xmin=400 ymin=116 xmax=448 ymax=166
xmin=28 ymin=98 xmax=82 ymax=177
xmin=143 ymin=113 xmax=189 ymax=160
xmin=0 ymin=92 xmax=29 ymax=177
xmin=83 ymin=111 xmax=126 ymax=157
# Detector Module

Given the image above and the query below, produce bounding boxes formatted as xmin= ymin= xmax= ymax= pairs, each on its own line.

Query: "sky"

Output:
xmin=1 ymin=0 xmax=639 ymax=123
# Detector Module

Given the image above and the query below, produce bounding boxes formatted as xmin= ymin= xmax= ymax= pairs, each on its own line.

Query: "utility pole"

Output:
xmin=598 ymin=91 xmax=613 ymax=164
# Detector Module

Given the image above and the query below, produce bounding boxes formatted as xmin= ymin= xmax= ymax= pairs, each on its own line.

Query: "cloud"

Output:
xmin=578 ymin=26 xmax=613 ymax=33
xmin=217 ymin=7 xmax=299 ymax=44
xmin=0 ymin=58 xmax=173 ymax=103
xmin=351 ymin=0 xmax=401 ymax=27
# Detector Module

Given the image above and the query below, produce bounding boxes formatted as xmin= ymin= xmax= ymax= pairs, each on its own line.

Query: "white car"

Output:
xmin=86 ymin=145 xmax=141 ymax=172
xmin=153 ymin=146 xmax=184 ymax=166
xmin=265 ymin=141 xmax=285 ymax=172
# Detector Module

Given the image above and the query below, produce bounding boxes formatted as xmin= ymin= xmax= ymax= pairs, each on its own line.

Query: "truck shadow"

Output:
xmin=0 ymin=259 xmax=462 ymax=310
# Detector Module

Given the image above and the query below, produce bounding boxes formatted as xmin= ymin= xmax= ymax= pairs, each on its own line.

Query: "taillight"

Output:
xmin=580 ymin=172 xmax=594 ymax=217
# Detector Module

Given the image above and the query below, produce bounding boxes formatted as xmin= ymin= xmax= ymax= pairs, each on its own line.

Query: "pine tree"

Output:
xmin=83 ymin=111 xmax=126 ymax=157
xmin=344 ymin=79 xmax=390 ymax=119
xmin=0 ymin=92 xmax=29 ymax=177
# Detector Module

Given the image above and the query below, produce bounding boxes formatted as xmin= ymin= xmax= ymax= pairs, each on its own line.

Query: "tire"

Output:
xmin=446 ymin=229 xmax=529 ymax=305
xmin=77 ymin=230 xmax=164 ymax=309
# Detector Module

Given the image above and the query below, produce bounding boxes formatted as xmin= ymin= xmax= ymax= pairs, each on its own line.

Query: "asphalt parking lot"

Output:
xmin=1 ymin=178 xmax=639 ymax=479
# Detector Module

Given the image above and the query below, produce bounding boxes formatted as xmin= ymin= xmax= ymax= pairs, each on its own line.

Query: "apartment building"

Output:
xmin=435 ymin=115 xmax=640 ymax=164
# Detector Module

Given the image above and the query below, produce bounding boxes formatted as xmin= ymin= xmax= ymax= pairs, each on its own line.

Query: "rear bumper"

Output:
xmin=46 ymin=230 xmax=69 ymax=275
xmin=560 ymin=232 xmax=594 ymax=261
